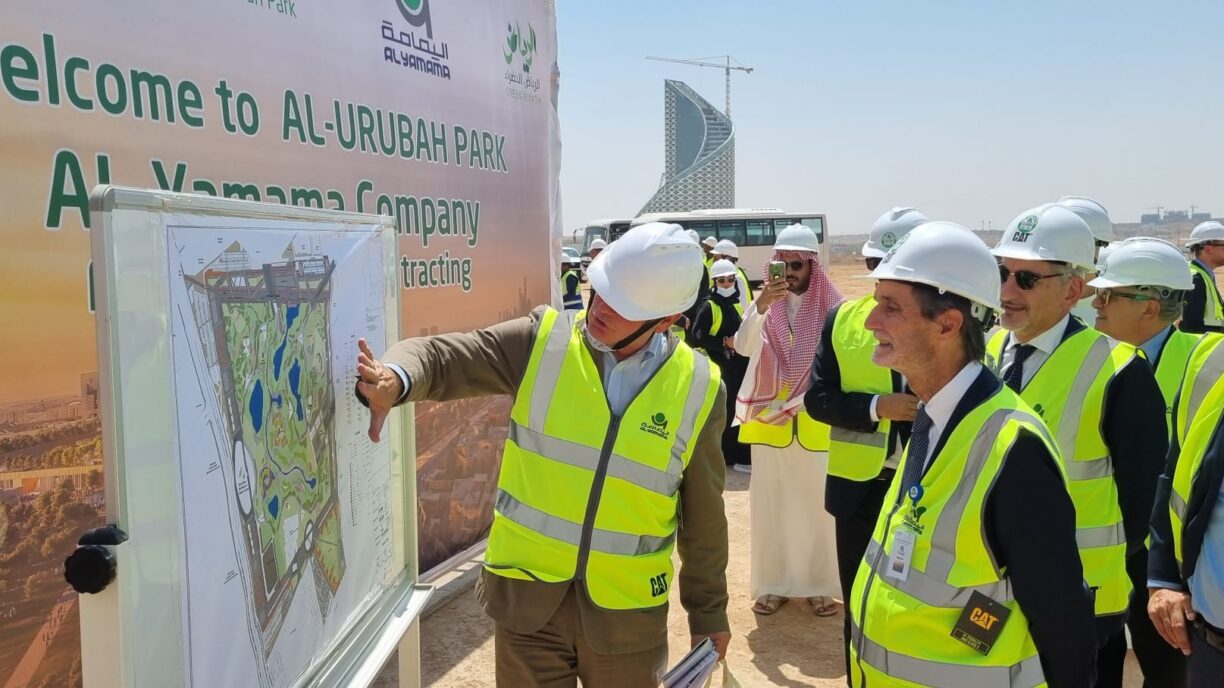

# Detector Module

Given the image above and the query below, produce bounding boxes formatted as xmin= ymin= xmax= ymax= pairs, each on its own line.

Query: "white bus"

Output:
xmin=628 ymin=209 xmax=828 ymax=287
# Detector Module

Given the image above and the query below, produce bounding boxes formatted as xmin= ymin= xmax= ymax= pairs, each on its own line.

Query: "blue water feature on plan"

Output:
xmin=289 ymin=359 xmax=304 ymax=421
xmin=250 ymin=380 xmax=264 ymax=433
xmin=267 ymin=495 xmax=280 ymax=520
xmin=273 ymin=304 xmax=302 ymax=381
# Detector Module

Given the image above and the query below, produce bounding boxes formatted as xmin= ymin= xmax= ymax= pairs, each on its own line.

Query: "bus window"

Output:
xmin=717 ymin=220 xmax=746 ymax=246
xmin=744 ymin=220 xmax=773 ymax=246
xmin=800 ymin=218 xmax=825 ymax=243
xmin=682 ymin=221 xmax=716 ymax=242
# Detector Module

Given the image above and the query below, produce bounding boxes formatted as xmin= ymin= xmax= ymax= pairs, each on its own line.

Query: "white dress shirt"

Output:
xmin=911 ymin=361 xmax=984 ymax=475
xmin=999 ymin=314 xmax=1070 ymax=389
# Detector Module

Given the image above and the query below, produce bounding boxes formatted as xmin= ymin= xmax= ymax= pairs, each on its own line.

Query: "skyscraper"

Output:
xmin=639 ymin=80 xmax=735 ymax=214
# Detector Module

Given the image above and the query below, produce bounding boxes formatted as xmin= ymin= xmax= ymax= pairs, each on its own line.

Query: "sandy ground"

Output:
xmin=375 ymin=264 xmax=1146 ymax=687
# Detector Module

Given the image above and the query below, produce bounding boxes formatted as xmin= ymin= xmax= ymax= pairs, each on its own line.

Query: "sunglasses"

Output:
xmin=714 ymin=276 xmax=737 ymax=285
xmin=781 ymin=260 xmax=806 ymax=271
xmin=1096 ymin=288 xmax=1154 ymax=306
xmin=998 ymin=264 xmax=1066 ymax=290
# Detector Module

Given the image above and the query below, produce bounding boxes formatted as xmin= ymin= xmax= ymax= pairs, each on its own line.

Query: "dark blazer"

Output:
xmin=1149 ymin=395 xmax=1224 ymax=586
xmin=804 ymin=302 xmax=911 ymax=519
xmin=925 ymin=367 xmax=1097 ymax=688
xmin=1182 ymin=269 xmax=1224 ymax=335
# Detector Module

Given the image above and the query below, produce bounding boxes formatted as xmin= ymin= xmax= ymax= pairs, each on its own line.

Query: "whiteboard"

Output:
xmin=88 ymin=185 xmax=430 ymax=688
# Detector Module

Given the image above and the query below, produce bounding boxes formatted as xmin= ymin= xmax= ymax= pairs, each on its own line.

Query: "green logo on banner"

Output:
xmin=397 ymin=0 xmax=433 ymax=38
xmin=504 ymin=22 xmax=538 ymax=73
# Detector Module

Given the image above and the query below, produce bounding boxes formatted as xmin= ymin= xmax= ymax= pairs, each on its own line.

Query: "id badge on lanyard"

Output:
xmin=886 ymin=485 xmax=923 ymax=582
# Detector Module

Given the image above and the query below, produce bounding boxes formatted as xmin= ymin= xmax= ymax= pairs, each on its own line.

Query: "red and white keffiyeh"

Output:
xmin=736 ymin=250 xmax=843 ymax=425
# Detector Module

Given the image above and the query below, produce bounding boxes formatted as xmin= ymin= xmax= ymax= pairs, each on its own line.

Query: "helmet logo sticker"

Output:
xmin=881 ymin=231 xmax=897 ymax=248
xmin=1012 ymin=215 xmax=1038 ymax=243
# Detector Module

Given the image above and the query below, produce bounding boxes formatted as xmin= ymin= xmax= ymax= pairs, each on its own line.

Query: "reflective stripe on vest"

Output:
xmin=1190 ymin=261 xmax=1224 ymax=326
xmin=828 ymin=295 xmax=893 ymax=481
xmin=708 ymin=301 xmax=744 ymax=338
xmin=561 ymin=270 xmax=582 ymax=309
xmin=985 ymin=327 xmax=1133 ymax=617
xmin=1171 ymin=334 xmax=1224 ymax=566
xmin=849 ymin=397 xmax=1056 ymax=688
xmin=1153 ymin=329 xmax=1199 ymax=440
xmin=484 ymin=307 xmax=721 ymax=610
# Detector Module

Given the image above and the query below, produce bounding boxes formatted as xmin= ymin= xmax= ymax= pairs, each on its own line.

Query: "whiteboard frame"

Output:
xmin=88 ymin=185 xmax=429 ymax=688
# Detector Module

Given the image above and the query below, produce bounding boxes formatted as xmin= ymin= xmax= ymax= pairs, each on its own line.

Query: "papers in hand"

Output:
xmin=661 ymin=637 xmax=719 ymax=688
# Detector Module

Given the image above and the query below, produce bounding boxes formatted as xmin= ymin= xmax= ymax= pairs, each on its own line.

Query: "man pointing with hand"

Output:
xmin=356 ymin=223 xmax=732 ymax=688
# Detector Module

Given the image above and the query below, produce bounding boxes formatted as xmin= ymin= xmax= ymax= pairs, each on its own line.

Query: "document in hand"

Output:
xmin=661 ymin=637 xmax=719 ymax=688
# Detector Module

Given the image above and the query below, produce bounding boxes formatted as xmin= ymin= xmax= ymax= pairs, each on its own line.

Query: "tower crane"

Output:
xmin=645 ymin=55 xmax=753 ymax=119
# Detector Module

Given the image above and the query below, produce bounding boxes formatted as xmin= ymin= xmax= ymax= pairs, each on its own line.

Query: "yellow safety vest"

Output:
xmin=708 ymin=300 xmax=744 ymax=338
xmin=1170 ymin=334 xmax=1224 ymax=567
xmin=986 ymin=328 xmax=1135 ymax=616
xmin=484 ymin=308 xmax=721 ymax=610
xmin=1151 ymin=329 xmax=1199 ymax=440
xmin=828 ymin=295 xmax=893 ymax=481
xmin=849 ymin=388 xmax=1059 ymax=688
xmin=736 ymin=266 xmax=756 ymax=302
xmin=1190 ymin=261 xmax=1224 ymax=327
xmin=560 ymin=270 xmax=582 ymax=309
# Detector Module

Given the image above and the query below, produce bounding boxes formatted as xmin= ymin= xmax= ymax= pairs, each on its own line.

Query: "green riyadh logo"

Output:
xmin=1012 ymin=215 xmax=1038 ymax=243
xmin=397 ymin=0 xmax=433 ymax=38
xmin=881 ymin=231 xmax=897 ymax=249
xmin=641 ymin=412 xmax=670 ymax=440
xmin=880 ymin=230 xmax=911 ymax=264
xmin=504 ymin=21 xmax=538 ymax=73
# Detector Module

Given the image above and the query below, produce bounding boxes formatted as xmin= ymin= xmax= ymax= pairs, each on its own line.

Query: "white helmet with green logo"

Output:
xmin=863 ymin=207 xmax=929 ymax=259
xmin=992 ymin=204 xmax=1096 ymax=270
xmin=862 ymin=221 xmax=1002 ymax=317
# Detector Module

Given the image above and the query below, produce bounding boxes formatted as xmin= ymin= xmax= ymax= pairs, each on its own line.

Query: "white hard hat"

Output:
xmin=589 ymin=238 xmax=607 ymax=251
xmin=702 ymin=236 xmax=718 ymax=248
xmin=685 ymin=229 xmax=700 ymax=244
xmin=1186 ymin=221 xmax=1224 ymax=249
xmin=712 ymin=239 xmax=739 ymax=259
xmin=586 ymin=222 xmax=704 ymax=320
xmin=774 ymin=223 xmax=821 ymax=253
xmin=710 ymin=259 xmax=738 ymax=279
xmin=566 ymin=254 xmax=582 ymax=266
xmin=992 ymin=204 xmax=1096 ymax=270
xmin=1096 ymin=241 xmax=1121 ymax=270
xmin=864 ymin=221 xmax=1002 ymax=314
xmin=862 ymin=207 xmax=929 ymax=258
xmin=1088 ymin=237 xmax=1193 ymax=291
xmin=1058 ymin=196 xmax=1115 ymax=242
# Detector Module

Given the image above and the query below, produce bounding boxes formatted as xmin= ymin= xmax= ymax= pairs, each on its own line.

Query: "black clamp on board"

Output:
xmin=63 ymin=525 xmax=129 ymax=594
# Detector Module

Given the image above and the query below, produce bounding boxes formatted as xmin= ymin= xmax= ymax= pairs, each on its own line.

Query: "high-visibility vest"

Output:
xmin=1170 ymin=334 xmax=1224 ymax=568
xmin=1190 ymin=261 xmax=1224 ymax=327
xmin=849 ymin=388 xmax=1059 ymax=688
xmin=827 ymin=295 xmax=893 ymax=481
xmin=1151 ymin=329 xmax=1200 ymax=440
xmin=738 ymin=399 xmax=830 ymax=450
xmin=736 ymin=266 xmax=755 ymax=303
xmin=707 ymin=300 xmax=744 ymax=338
xmin=986 ymin=328 xmax=1135 ymax=616
xmin=560 ymin=270 xmax=582 ymax=310
xmin=483 ymin=307 xmax=721 ymax=610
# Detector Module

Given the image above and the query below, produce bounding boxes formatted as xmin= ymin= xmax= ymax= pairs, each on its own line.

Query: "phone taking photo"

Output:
xmin=768 ymin=260 xmax=786 ymax=281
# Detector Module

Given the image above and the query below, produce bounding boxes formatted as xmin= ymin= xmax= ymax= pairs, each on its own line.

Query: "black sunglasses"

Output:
xmin=998 ymin=264 xmax=1066 ymax=290
xmin=783 ymin=260 xmax=806 ymax=271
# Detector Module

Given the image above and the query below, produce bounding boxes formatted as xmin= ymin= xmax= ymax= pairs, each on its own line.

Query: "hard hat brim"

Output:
xmin=773 ymin=243 xmax=819 ymax=253
xmin=861 ymin=242 xmax=887 ymax=259
xmin=586 ymin=255 xmax=695 ymax=322
xmin=855 ymin=272 xmax=1002 ymax=312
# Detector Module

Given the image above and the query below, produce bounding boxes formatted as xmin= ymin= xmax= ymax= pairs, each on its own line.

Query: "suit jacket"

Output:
xmin=804 ymin=302 xmax=912 ymax=520
xmin=1182 ymin=270 xmax=1224 ymax=335
xmin=376 ymin=305 xmax=730 ymax=654
xmin=921 ymin=367 xmax=1097 ymax=687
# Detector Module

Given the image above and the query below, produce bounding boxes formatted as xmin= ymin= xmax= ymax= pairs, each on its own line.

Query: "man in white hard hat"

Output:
xmin=848 ymin=221 xmax=1095 ymax=688
xmin=1147 ymin=333 xmax=1224 ymax=687
xmin=805 ymin=207 xmax=926 ymax=682
xmin=987 ymin=204 xmax=1168 ymax=688
xmin=1183 ymin=220 xmax=1224 ymax=334
xmin=702 ymin=235 xmax=718 ymax=267
xmin=711 ymin=239 xmax=754 ymax=311
xmin=1087 ymin=237 xmax=1196 ymax=685
xmin=1059 ymin=196 xmax=1116 ymax=324
xmin=733 ymin=223 xmax=843 ymax=617
xmin=585 ymin=238 xmax=608 ymax=309
xmin=561 ymin=253 xmax=583 ymax=311
xmin=354 ymin=223 xmax=732 ymax=685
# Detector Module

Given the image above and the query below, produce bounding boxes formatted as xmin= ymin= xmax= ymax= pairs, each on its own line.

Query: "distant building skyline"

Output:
xmin=638 ymin=80 xmax=735 ymax=214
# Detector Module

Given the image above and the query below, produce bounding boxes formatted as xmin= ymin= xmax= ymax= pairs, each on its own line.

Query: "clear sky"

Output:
xmin=556 ymin=1 xmax=1224 ymax=237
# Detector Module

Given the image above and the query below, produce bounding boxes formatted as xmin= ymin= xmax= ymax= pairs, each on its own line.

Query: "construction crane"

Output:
xmin=645 ymin=55 xmax=753 ymax=119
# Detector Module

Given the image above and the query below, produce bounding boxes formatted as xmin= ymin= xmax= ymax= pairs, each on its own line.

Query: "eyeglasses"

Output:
xmin=865 ymin=257 xmax=882 ymax=271
xmin=998 ymin=265 xmax=1066 ymax=290
xmin=1096 ymin=288 xmax=1155 ymax=306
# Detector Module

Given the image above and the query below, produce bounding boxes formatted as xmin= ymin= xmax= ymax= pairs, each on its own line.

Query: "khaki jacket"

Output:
xmin=384 ymin=306 xmax=730 ymax=653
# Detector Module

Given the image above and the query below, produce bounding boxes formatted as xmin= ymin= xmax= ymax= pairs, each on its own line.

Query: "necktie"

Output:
xmin=898 ymin=406 xmax=933 ymax=502
xmin=1002 ymin=344 xmax=1036 ymax=392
